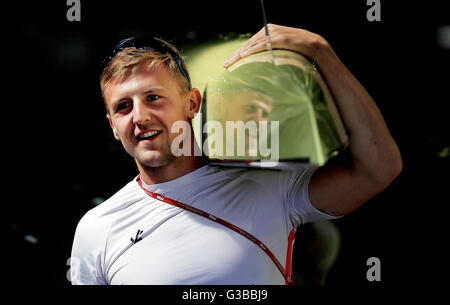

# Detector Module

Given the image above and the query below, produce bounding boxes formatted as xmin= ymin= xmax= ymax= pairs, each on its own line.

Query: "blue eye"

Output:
xmin=147 ymin=95 xmax=160 ymax=102
xmin=116 ymin=101 xmax=131 ymax=112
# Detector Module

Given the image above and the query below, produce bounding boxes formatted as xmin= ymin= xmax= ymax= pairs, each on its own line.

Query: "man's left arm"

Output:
xmin=225 ymin=24 xmax=403 ymax=216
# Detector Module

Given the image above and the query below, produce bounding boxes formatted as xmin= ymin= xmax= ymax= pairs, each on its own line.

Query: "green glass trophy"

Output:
xmin=185 ymin=38 xmax=348 ymax=169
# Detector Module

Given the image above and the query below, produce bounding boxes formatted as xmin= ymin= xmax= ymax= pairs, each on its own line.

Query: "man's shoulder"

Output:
xmin=206 ymin=165 xmax=282 ymax=178
xmin=202 ymin=166 xmax=306 ymax=195
xmin=75 ymin=178 xmax=143 ymax=233
xmin=214 ymin=166 xmax=304 ymax=182
xmin=71 ymin=177 xmax=145 ymax=261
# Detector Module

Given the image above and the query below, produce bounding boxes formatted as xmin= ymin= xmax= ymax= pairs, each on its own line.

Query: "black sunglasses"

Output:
xmin=101 ymin=36 xmax=191 ymax=89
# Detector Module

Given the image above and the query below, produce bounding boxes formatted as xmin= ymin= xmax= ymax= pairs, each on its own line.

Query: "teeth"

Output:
xmin=139 ymin=130 xmax=160 ymax=139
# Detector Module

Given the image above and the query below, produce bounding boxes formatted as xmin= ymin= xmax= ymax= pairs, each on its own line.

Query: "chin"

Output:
xmin=136 ymin=151 xmax=175 ymax=168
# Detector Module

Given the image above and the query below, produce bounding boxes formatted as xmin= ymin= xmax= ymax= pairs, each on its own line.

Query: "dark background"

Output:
xmin=5 ymin=0 xmax=449 ymax=287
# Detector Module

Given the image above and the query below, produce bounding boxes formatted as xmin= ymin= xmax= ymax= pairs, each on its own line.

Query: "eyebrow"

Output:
xmin=142 ymin=87 xmax=165 ymax=95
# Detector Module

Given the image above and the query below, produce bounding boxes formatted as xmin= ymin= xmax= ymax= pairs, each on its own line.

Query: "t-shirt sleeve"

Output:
xmin=70 ymin=211 xmax=109 ymax=285
xmin=282 ymin=165 xmax=342 ymax=228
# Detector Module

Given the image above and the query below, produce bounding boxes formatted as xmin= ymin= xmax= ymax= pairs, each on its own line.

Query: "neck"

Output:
xmin=137 ymin=155 xmax=205 ymax=185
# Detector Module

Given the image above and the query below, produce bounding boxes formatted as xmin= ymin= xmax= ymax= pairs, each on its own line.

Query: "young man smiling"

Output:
xmin=102 ymin=41 xmax=203 ymax=184
xmin=70 ymin=25 xmax=402 ymax=285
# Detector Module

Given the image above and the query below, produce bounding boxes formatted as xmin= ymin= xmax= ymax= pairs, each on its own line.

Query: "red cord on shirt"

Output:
xmin=136 ymin=175 xmax=295 ymax=285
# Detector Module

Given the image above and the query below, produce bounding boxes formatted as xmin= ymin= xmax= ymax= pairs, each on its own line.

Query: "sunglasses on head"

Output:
xmin=101 ymin=36 xmax=191 ymax=89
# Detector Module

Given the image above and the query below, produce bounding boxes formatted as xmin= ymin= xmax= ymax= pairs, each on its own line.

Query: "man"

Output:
xmin=70 ymin=25 xmax=402 ymax=284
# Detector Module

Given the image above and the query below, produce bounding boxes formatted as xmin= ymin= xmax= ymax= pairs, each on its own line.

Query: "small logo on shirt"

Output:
xmin=130 ymin=230 xmax=143 ymax=244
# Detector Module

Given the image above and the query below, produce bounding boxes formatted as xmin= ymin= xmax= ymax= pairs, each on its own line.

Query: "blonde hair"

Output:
xmin=100 ymin=38 xmax=191 ymax=107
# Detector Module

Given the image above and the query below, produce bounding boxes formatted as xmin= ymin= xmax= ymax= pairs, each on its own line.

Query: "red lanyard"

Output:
xmin=136 ymin=175 xmax=295 ymax=285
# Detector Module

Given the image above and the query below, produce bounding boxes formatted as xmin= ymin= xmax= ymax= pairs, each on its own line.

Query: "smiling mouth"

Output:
xmin=136 ymin=130 xmax=162 ymax=141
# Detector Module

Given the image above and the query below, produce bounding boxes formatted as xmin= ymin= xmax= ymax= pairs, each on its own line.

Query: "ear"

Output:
xmin=186 ymin=88 xmax=202 ymax=119
xmin=107 ymin=113 xmax=121 ymax=141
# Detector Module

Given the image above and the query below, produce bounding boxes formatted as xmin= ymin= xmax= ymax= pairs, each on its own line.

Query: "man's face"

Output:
xmin=226 ymin=91 xmax=273 ymax=123
xmin=104 ymin=63 xmax=194 ymax=168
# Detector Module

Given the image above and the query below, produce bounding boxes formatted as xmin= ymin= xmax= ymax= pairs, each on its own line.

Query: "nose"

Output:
xmin=132 ymin=98 xmax=151 ymax=127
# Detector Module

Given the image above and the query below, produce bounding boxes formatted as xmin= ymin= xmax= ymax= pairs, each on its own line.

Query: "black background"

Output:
xmin=4 ymin=0 xmax=449 ymax=288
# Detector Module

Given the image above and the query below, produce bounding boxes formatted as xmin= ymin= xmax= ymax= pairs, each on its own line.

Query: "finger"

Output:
xmin=224 ymin=39 xmax=267 ymax=68
xmin=224 ymin=43 xmax=266 ymax=68
xmin=224 ymin=31 xmax=265 ymax=67
xmin=224 ymin=42 xmax=246 ymax=67
xmin=241 ymin=40 xmax=267 ymax=56
xmin=224 ymin=51 xmax=241 ymax=68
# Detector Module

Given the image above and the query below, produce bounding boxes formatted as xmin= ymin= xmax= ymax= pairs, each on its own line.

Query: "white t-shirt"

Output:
xmin=70 ymin=165 xmax=339 ymax=285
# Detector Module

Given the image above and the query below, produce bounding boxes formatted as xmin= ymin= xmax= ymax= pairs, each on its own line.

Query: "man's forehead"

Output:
xmin=105 ymin=64 xmax=173 ymax=101
xmin=114 ymin=62 xmax=171 ymax=87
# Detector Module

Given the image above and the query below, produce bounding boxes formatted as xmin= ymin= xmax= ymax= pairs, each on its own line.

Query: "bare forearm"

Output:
xmin=315 ymin=44 xmax=402 ymax=186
